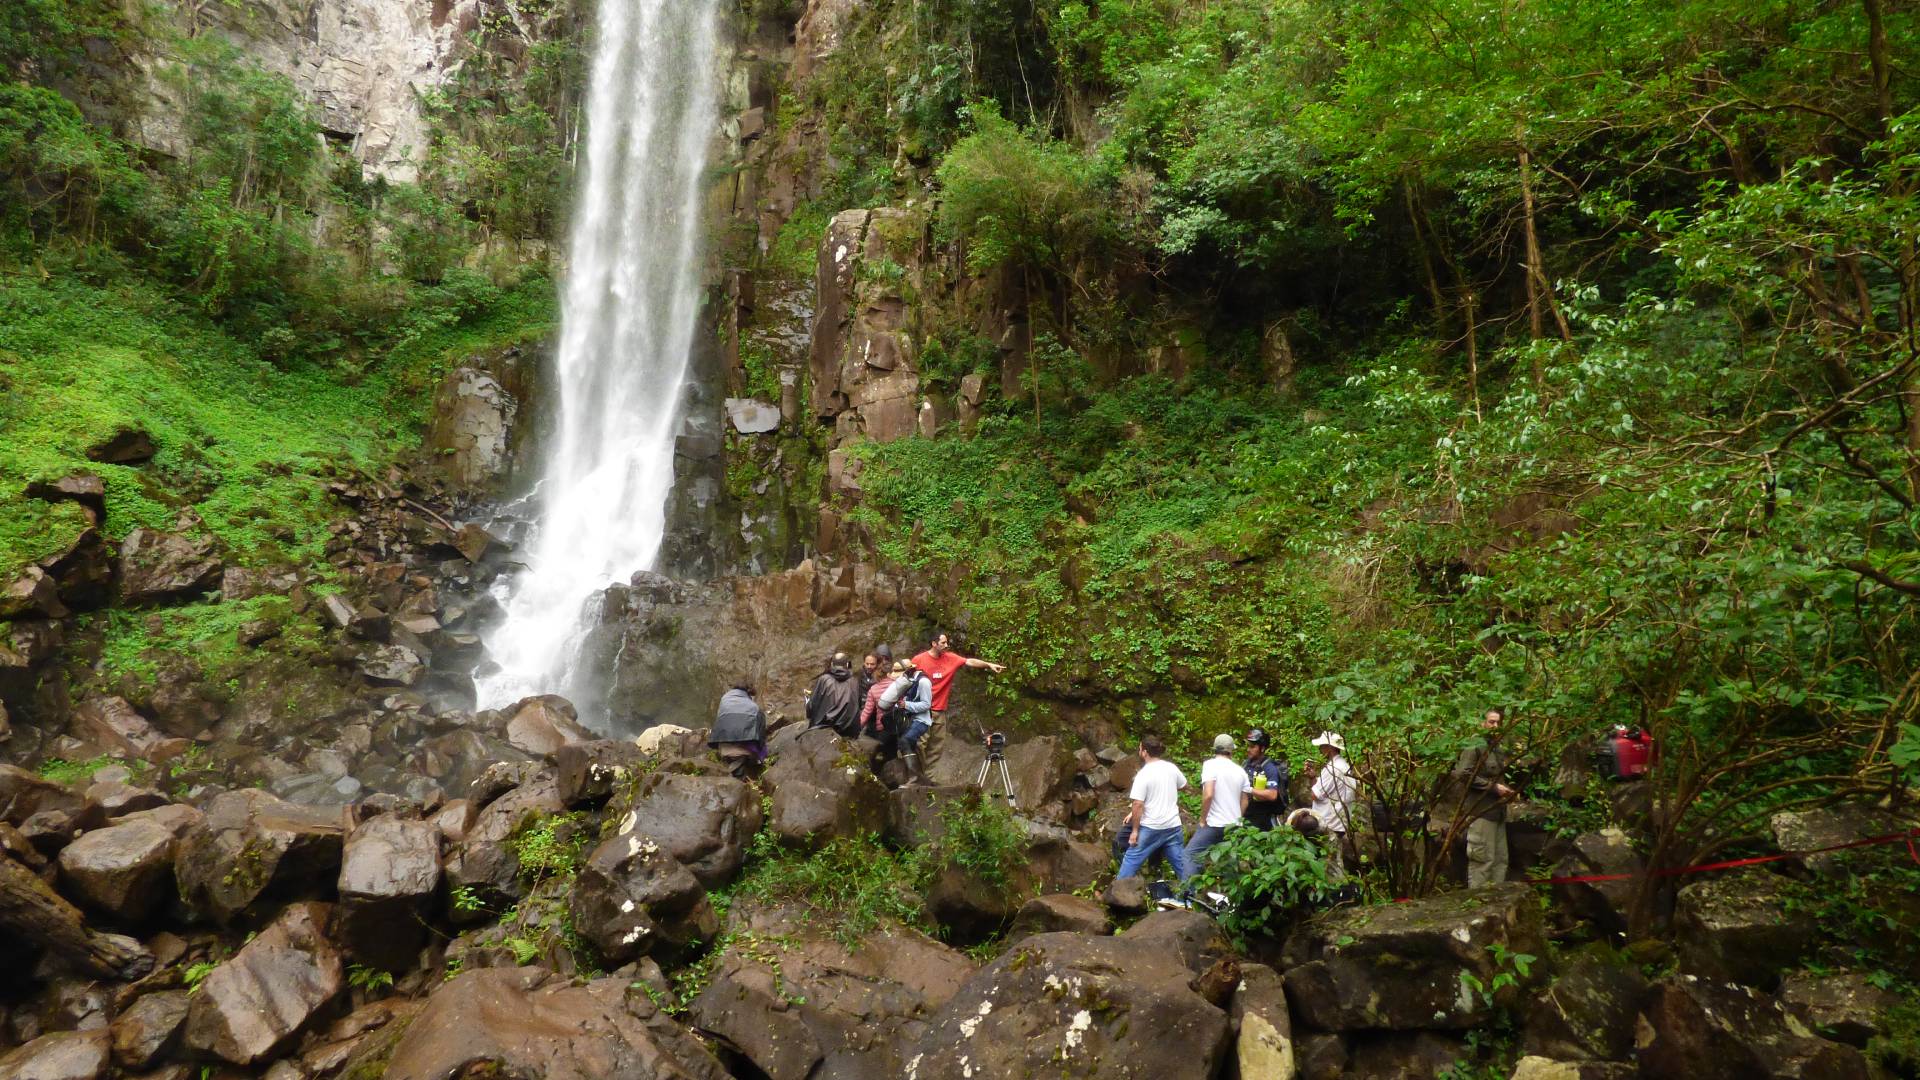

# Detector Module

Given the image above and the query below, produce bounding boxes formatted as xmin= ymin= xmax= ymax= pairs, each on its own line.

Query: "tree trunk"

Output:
xmin=0 ymin=856 xmax=155 ymax=980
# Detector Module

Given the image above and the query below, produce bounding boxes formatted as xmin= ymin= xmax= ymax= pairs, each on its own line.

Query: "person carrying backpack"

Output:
xmin=879 ymin=660 xmax=933 ymax=782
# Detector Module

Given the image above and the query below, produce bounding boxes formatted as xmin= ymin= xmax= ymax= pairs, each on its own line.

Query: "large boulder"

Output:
xmin=555 ymin=739 xmax=648 ymax=805
xmin=442 ymin=772 xmax=566 ymax=913
xmin=425 ymin=367 xmax=519 ymax=491
xmin=382 ymin=966 xmax=727 ymax=1080
xmin=923 ymin=734 xmax=1079 ymax=820
xmin=764 ymin=727 xmax=888 ymax=848
xmin=182 ymin=902 xmax=344 ymax=1066
xmin=66 ymin=697 xmax=187 ymax=761
xmin=1010 ymin=893 xmax=1110 ymax=938
xmin=336 ymin=815 xmax=443 ymax=971
xmin=1770 ymin=803 xmax=1918 ymax=878
xmin=1778 ymin=971 xmax=1902 ymax=1048
xmin=569 ymin=826 xmax=717 ymax=965
xmin=0 ymin=766 xmax=87 ymax=827
xmin=1550 ymin=829 xmax=1641 ymax=935
xmin=117 ymin=527 xmax=222 ymax=604
xmin=2 ymin=566 xmax=67 ymax=620
xmin=173 ymin=790 xmax=345 ymax=923
xmin=906 ymin=919 xmax=1233 ymax=1079
xmin=1281 ymin=882 xmax=1548 ymax=1031
xmin=689 ymin=902 xmax=975 ymax=1080
xmin=1231 ymin=962 xmax=1295 ymax=1080
xmin=1635 ymin=975 xmax=1870 ymax=1079
xmin=503 ymin=695 xmax=595 ymax=758
xmin=357 ymin=643 xmax=425 ymax=686
xmin=1520 ymin=954 xmax=1646 ymax=1063
xmin=0 ymin=1029 xmax=110 ymax=1080
xmin=109 ymin=990 xmax=190 ymax=1070
xmin=606 ymin=771 xmax=762 ymax=889
xmin=55 ymin=819 xmax=176 ymax=921
xmin=1673 ymin=874 xmax=1813 ymax=988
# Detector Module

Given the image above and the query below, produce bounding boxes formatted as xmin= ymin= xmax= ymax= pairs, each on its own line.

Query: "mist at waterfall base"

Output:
xmin=475 ymin=0 xmax=721 ymax=727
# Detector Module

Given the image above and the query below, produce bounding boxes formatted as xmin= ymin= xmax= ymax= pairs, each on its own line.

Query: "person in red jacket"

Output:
xmin=909 ymin=631 xmax=1006 ymax=772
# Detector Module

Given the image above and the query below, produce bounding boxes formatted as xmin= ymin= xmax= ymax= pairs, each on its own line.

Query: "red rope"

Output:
xmin=1526 ymin=826 xmax=1920 ymax=886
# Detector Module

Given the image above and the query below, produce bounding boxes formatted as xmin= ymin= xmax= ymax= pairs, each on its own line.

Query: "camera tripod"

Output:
xmin=975 ymin=743 xmax=1018 ymax=809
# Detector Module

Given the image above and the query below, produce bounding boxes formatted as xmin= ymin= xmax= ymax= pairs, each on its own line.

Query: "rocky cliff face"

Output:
xmin=134 ymin=0 xmax=487 ymax=180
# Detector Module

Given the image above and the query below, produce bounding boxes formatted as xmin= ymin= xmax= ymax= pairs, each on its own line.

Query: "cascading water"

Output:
xmin=476 ymin=0 xmax=721 ymax=717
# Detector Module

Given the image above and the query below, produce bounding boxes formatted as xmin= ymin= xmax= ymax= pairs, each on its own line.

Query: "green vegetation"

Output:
xmin=821 ymin=0 xmax=1920 ymax=929
xmin=932 ymin=791 xmax=1029 ymax=890
xmin=36 ymin=754 xmax=144 ymax=785
xmin=1188 ymin=826 xmax=1331 ymax=943
xmin=0 ymin=0 xmax=562 ymax=582
xmin=728 ymin=832 xmax=931 ymax=947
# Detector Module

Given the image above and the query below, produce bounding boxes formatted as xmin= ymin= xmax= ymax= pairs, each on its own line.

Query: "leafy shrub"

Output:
xmin=1189 ymin=825 xmax=1332 ymax=941
xmin=731 ymin=834 xmax=929 ymax=948
xmin=928 ymin=792 xmax=1028 ymax=889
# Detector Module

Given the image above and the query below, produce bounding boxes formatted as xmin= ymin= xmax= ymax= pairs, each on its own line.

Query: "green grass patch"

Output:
xmin=0 ymin=267 xmax=554 ymax=579
xmin=37 ymin=754 xmax=149 ymax=785
xmin=766 ymin=202 xmax=833 ymax=281
xmin=90 ymin=594 xmax=295 ymax=686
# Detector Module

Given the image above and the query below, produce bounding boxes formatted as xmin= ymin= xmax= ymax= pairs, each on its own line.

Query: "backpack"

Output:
xmin=882 ymin=671 xmax=927 ymax=734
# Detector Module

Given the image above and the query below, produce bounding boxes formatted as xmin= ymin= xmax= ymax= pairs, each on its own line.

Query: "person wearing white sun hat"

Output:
xmin=1289 ymin=730 xmax=1358 ymax=879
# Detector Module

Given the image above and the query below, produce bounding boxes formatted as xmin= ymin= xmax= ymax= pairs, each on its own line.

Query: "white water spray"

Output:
xmin=477 ymin=0 xmax=721 ymax=713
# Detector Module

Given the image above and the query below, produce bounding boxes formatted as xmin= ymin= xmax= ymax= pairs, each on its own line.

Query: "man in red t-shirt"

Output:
xmin=909 ymin=631 xmax=1006 ymax=772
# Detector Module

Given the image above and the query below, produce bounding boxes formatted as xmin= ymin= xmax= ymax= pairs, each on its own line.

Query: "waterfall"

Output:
xmin=476 ymin=0 xmax=721 ymax=717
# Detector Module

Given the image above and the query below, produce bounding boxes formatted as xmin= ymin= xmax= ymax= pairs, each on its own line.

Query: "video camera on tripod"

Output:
xmin=974 ymin=725 xmax=1016 ymax=808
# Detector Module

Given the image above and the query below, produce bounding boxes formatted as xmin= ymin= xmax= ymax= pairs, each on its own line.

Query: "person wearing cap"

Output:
xmin=1184 ymin=733 xmax=1252 ymax=870
xmin=1243 ymin=727 xmax=1289 ymax=831
xmin=1289 ymin=731 xmax=1359 ymax=879
xmin=804 ymin=652 xmax=864 ymax=738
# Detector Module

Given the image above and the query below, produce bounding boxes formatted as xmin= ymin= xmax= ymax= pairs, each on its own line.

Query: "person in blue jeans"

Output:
xmin=1117 ymin=735 xmax=1195 ymax=881
xmin=1184 ymin=732 xmax=1251 ymax=873
xmin=880 ymin=660 xmax=934 ymax=781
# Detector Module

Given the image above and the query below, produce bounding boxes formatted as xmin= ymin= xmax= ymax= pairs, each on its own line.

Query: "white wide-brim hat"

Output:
xmin=1311 ymin=730 xmax=1345 ymax=751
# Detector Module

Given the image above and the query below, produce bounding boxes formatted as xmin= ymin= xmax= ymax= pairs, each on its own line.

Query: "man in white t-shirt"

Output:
xmin=1183 ymin=733 xmax=1251 ymax=873
xmin=1118 ymin=735 xmax=1194 ymax=881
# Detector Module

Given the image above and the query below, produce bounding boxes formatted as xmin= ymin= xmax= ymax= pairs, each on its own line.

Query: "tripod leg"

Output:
xmin=998 ymin=758 xmax=1018 ymax=808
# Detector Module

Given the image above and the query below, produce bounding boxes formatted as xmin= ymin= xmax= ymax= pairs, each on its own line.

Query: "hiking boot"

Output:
xmin=902 ymin=754 xmax=924 ymax=785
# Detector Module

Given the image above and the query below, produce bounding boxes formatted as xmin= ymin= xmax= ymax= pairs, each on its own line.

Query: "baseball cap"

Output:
xmin=1212 ymin=733 xmax=1237 ymax=752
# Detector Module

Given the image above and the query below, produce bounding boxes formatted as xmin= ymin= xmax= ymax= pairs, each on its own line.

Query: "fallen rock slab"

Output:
xmin=68 ymin=697 xmax=187 ymax=762
xmin=606 ymin=771 xmax=762 ymax=889
xmin=336 ymin=815 xmax=442 ymax=971
xmin=382 ymin=966 xmax=727 ymax=1080
xmin=183 ymin=901 xmax=344 ymax=1065
xmin=1635 ymin=975 xmax=1869 ymax=1079
xmin=110 ymin=990 xmax=190 ymax=1070
xmin=906 ymin=923 xmax=1232 ymax=1079
xmin=173 ymin=790 xmax=344 ymax=923
xmin=0 ymin=1028 xmax=110 ymax=1080
xmin=688 ymin=902 xmax=975 ymax=1080
xmin=569 ymin=828 xmax=717 ymax=965
xmin=1673 ymin=874 xmax=1812 ymax=988
xmin=117 ymin=527 xmax=221 ymax=604
xmin=56 ymin=819 xmax=176 ymax=921
xmin=1281 ymin=882 xmax=1547 ymax=1031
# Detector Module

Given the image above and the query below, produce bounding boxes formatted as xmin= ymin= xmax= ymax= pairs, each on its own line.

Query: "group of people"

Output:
xmin=1117 ymin=727 xmax=1359 ymax=885
xmin=708 ymin=632 xmax=1006 ymax=783
xmin=1117 ymin=706 xmax=1520 ymax=889
xmin=711 ymin=653 xmax=1520 ymax=890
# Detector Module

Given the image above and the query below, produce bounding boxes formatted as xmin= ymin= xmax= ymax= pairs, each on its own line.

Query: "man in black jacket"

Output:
xmin=805 ymin=652 xmax=863 ymax=738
